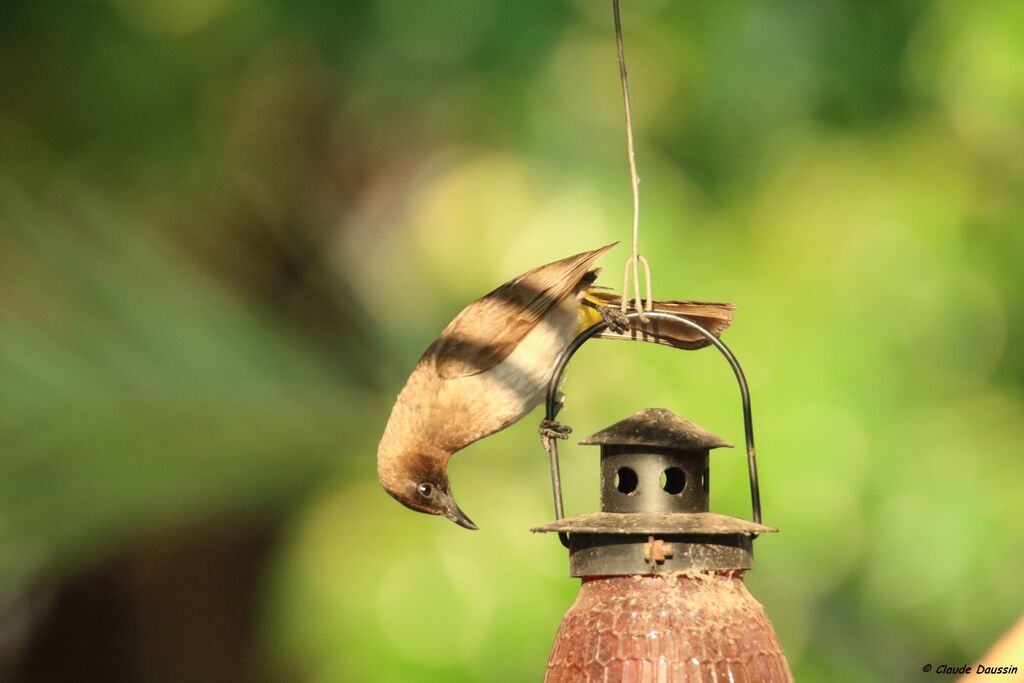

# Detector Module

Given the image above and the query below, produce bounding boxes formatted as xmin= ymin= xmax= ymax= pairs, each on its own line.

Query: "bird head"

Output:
xmin=379 ymin=459 xmax=478 ymax=530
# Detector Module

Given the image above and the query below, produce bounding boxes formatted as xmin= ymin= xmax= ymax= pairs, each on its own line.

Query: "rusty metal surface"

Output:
xmin=599 ymin=446 xmax=709 ymax=514
xmin=544 ymin=573 xmax=793 ymax=683
xmin=566 ymin=533 xmax=755 ymax=577
xmin=580 ymin=408 xmax=733 ymax=451
xmin=531 ymin=511 xmax=777 ymax=536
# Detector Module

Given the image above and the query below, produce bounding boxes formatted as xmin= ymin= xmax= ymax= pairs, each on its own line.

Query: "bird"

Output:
xmin=376 ymin=243 xmax=735 ymax=530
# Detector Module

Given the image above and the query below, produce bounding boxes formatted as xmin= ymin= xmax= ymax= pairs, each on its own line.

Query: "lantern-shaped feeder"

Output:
xmin=533 ymin=311 xmax=793 ymax=683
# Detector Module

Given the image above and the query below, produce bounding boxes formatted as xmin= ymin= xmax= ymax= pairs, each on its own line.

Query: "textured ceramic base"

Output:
xmin=545 ymin=573 xmax=792 ymax=683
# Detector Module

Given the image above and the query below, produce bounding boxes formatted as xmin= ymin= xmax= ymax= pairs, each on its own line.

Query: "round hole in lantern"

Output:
xmin=614 ymin=467 xmax=638 ymax=494
xmin=661 ymin=467 xmax=685 ymax=494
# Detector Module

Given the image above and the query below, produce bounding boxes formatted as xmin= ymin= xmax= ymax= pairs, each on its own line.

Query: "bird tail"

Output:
xmin=582 ymin=290 xmax=735 ymax=350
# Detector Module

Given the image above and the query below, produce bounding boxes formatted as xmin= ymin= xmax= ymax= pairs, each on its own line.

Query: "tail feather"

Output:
xmin=586 ymin=290 xmax=735 ymax=350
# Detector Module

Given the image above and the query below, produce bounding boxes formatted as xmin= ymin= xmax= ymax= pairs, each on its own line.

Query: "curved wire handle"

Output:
xmin=542 ymin=310 xmax=762 ymax=537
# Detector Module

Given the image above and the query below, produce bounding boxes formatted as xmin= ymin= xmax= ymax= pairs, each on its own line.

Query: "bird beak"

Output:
xmin=444 ymin=502 xmax=478 ymax=531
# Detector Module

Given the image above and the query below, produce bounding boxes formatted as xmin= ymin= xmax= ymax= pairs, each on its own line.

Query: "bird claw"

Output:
xmin=599 ymin=306 xmax=631 ymax=334
xmin=539 ymin=419 xmax=572 ymax=441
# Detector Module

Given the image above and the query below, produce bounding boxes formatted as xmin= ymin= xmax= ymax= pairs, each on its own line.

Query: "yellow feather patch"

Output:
xmin=576 ymin=292 xmax=604 ymax=334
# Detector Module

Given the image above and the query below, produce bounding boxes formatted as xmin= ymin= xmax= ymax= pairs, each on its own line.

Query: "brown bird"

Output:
xmin=376 ymin=244 xmax=734 ymax=529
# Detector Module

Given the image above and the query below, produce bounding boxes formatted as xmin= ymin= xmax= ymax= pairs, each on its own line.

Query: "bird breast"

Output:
xmin=438 ymin=293 xmax=581 ymax=447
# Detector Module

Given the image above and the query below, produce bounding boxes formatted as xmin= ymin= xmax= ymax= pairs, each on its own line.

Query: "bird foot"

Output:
xmin=539 ymin=419 xmax=572 ymax=442
xmin=599 ymin=306 xmax=631 ymax=334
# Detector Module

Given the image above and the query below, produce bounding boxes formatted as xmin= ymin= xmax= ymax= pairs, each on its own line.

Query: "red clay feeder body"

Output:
xmin=533 ymin=312 xmax=793 ymax=683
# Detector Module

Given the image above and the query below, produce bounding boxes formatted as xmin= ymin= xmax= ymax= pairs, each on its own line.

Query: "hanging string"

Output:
xmin=612 ymin=0 xmax=652 ymax=321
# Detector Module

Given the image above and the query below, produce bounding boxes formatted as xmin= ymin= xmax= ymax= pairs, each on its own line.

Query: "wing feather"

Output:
xmin=433 ymin=244 xmax=617 ymax=378
xmin=587 ymin=290 xmax=735 ymax=350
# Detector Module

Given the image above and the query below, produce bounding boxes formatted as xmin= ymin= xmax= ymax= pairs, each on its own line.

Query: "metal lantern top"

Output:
xmin=531 ymin=310 xmax=776 ymax=577
xmin=583 ymin=407 xmax=730 ymax=515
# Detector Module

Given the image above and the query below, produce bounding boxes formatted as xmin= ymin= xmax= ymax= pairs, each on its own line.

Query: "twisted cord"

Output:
xmin=612 ymin=0 xmax=653 ymax=320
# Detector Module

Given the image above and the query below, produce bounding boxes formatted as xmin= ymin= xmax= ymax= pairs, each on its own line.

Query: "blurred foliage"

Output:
xmin=2 ymin=0 xmax=1023 ymax=682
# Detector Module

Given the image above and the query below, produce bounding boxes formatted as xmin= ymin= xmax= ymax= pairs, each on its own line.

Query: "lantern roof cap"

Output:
xmin=579 ymin=408 xmax=733 ymax=451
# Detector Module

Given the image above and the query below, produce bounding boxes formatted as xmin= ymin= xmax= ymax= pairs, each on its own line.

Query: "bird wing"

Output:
xmin=586 ymin=290 xmax=736 ymax=350
xmin=433 ymin=243 xmax=616 ymax=378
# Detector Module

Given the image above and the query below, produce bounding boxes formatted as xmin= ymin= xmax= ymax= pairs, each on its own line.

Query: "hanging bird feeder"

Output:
xmin=533 ymin=311 xmax=793 ymax=682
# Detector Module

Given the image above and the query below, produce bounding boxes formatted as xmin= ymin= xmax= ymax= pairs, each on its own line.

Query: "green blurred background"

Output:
xmin=2 ymin=0 xmax=1023 ymax=681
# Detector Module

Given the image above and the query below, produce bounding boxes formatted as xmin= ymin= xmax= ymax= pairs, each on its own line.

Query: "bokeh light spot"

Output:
xmin=110 ymin=0 xmax=239 ymax=35
xmin=375 ymin=550 xmax=494 ymax=666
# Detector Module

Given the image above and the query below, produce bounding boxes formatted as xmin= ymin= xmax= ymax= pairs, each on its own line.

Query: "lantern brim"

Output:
xmin=530 ymin=511 xmax=776 ymax=535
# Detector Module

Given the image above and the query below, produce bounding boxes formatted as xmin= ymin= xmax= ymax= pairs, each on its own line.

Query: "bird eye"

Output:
xmin=417 ymin=483 xmax=433 ymax=497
